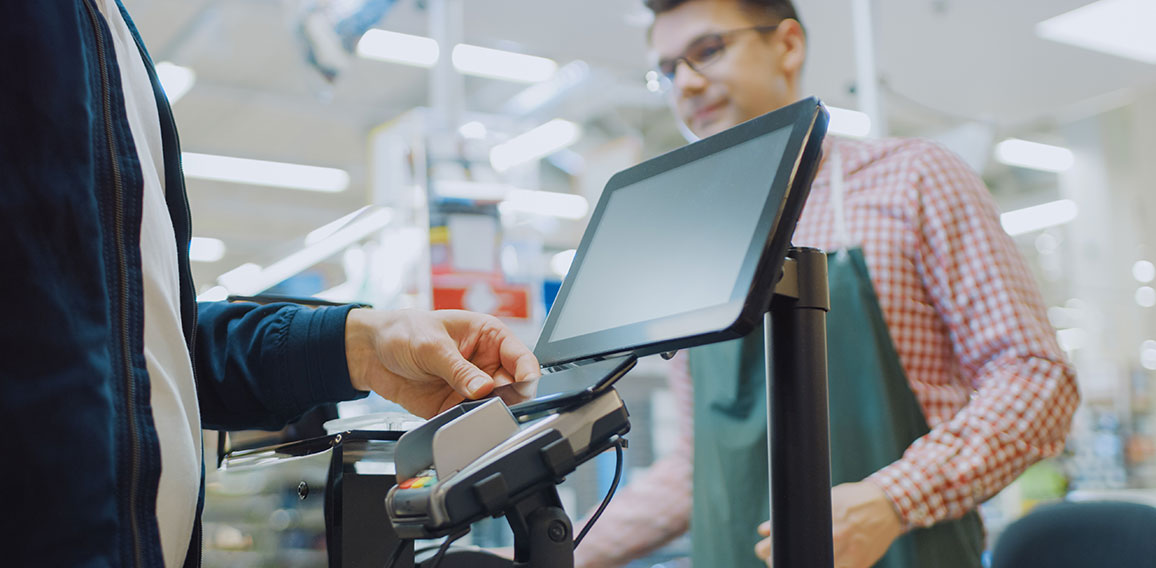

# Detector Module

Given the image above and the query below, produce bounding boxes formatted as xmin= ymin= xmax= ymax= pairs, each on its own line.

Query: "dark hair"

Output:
xmin=644 ymin=0 xmax=800 ymax=25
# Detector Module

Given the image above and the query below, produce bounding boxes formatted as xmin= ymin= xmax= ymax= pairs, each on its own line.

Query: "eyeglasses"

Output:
xmin=653 ymin=24 xmax=780 ymax=85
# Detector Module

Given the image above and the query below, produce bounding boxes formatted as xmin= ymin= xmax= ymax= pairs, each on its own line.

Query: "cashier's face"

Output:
xmin=650 ymin=0 xmax=806 ymax=138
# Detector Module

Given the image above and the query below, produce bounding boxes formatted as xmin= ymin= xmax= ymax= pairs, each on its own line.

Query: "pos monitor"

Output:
xmin=533 ymin=97 xmax=828 ymax=369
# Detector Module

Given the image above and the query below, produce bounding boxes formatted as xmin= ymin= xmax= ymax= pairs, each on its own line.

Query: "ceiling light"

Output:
xmin=189 ymin=237 xmax=226 ymax=263
xmin=356 ymin=29 xmax=558 ymax=84
xmin=1000 ymin=199 xmax=1078 ymax=236
xmin=452 ymin=44 xmax=557 ymax=83
xmin=1037 ymin=0 xmax=1156 ymax=65
xmin=217 ymin=262 xmax=262 ymax=293
xmin=155 ymin=62 xmax=195 ymax=104
xmin=216 ymin=208 xmax=393 ymax=295
xmin=550 ymin=249 xmax=577 ymax=277
xmin=458 ymin=121 xmax=488 ymax=140
xmin=994 ymin=138 xmax=1075 ymax=172
xmin=1137 ymin=260 xmax=1156 ymax=282
xmin=1134 ymin=260 xmax=1155 ymax=283
xmin=182 ymin=152 xmax=350 ymax=193
xmin=645 ymin=70 xmax=663 ymax=93
xmin=490 ymin=119 xmax=582 ymax=172
xmin=825 ymin=106 xmax=872 ymax=138
xmin=1137 ymin=286 xmax=1156 ymax=308
xmin=306 ymin=206 xmax=373 ymax=245
xmin=1143 ymin=340 xmax=1156 ymax=371
xmin=356 ymin=29 xmax=439 ymax=67
xmin=499 ymin=189 xmax=589 ymax=219
xmin=502 ymin=60 xmax=590 ymax=115
xmin=1143 ymin=349 xmax=1156 ymax=371
xmin=196 ymin=285 xmax=229 ymax=302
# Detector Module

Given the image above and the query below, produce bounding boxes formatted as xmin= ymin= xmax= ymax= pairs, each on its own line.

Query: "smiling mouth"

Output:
xmin=692 ymin=101 xmax=726 ymax=126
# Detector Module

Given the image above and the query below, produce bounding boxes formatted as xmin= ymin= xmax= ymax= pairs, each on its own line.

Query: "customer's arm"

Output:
xmin=865 ymin=143 xmax=1080 ymax=529
xmin=573 ymin=354 xmax=695 ymax=568
xmin=194 ymin=303 xmax=540 ymax=430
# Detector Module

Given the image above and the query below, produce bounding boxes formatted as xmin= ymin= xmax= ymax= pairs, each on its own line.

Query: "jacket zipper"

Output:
xmin=81 ymin=1 xmax=145 ymax=565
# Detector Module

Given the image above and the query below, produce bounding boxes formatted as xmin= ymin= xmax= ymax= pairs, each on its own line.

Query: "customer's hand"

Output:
xmin=344 ymin=309 xmax=540 ymax=418
xmin=754 ymin=480 xmax=902 ymax=568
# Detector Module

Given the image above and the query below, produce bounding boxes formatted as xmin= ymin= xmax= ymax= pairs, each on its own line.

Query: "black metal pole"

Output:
xmin=765 ymin=247 xmax=833 ymax=567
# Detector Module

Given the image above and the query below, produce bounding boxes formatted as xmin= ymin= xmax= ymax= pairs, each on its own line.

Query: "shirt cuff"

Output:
xmin=283 ymin=304 xmax=369 ymax=407
xmin=868 ymin=461 xmax=936 ymax=531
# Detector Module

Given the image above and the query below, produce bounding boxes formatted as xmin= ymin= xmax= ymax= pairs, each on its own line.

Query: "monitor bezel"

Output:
xmin=534 ymin=97 xmax=829 ymax=368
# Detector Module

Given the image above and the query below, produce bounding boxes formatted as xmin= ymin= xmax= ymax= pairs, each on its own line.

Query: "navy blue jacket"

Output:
xmin=0 ymin=2 xmax=365 ymax=566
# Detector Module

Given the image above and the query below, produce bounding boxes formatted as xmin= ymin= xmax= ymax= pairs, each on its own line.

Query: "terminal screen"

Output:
xmin=546 ymin=126 xmax=792 ymax=343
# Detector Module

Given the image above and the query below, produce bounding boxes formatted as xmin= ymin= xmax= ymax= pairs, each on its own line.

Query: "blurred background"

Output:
xmin=121 ymin=0 xmax=1156 ymax=565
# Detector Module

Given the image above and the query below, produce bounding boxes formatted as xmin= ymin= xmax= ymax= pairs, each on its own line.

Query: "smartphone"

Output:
xmin=498 ymin=355 xmax=637 ymax=420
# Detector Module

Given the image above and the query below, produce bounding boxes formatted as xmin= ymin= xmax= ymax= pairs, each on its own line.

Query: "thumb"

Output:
xmin=428 ymin=340 xmax=494 ymax=399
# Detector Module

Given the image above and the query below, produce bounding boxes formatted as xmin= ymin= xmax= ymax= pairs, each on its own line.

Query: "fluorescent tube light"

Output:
xmin=189 ymin=237 xmax=226 ymax=263
xmin=155 ymin=62 xmax=196 ymax=104
xmin=1000 ymin=199 xmax=1078 ymax=236
xmin=490 ymin=119 xmax=582 ymax=172
xmin=994 ymin=139 xmax=1075 ymax=172
xmin=452 ymin=44 xmax=557 ymax=83
xmin=502 ymin=60 xmax=589 ymax=115
xmin=196 ymin=285 xmax=229 ymax=302
xmin=306 ymin=206 xmax=373 ymax=246
xmin=500 ymin=189 xmax=589 ymax=220
xmin=1037 ymin=0 xmax=1156 ymax=65
xmin=216 ymin=208 xmax=393 ymax=296
xmin=434 ymin=180 xmax=589 ymax=219
xmin=356 ymin=29 xmax=440 ymax=67
xmin=825 ymin=106 xmax=872 ymax=138
xmin=356 ymin=29 xmax=558 ymax=84
xmin=182 ymin=152 xmax=350 ymax=193
xmin=217 ymin=262 xmax=262 ymax=293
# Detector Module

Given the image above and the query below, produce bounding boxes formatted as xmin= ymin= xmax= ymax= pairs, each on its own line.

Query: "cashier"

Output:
xmin=572 ymin=1 xmax=1080 ymax=567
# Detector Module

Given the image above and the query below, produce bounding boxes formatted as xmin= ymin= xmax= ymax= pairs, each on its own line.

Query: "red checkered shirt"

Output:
xmin=574 ymin=136 xmax=1079 ymax=567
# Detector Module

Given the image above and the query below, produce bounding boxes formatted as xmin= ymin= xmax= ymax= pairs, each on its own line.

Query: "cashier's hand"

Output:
xmin=755 ymin=480 xmax=902 ymax=568
xmin=344 ymin=309 xmax=540 ymax=418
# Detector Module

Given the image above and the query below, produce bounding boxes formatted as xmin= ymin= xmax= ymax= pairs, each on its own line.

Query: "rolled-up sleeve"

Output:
xmin=867 ymin=143 xmax=1079 ymax=528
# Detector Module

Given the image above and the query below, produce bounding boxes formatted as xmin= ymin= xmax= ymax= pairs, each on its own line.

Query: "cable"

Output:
xmin=383 ymin=539 xmax=407 ymax=568
xmin=425 ymin=528 xmax=470 ymax=568
xmin=573 ymin=440 xmax=625 ymax=549
xmin=384 ymin=527 xmax=469 ymax=568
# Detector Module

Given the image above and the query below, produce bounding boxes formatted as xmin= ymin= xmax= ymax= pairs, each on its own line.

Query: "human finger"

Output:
xmin=420 ymin=333 xmax=495 ymax=399
xmin=497 ymin=327 xmax=540 ymax=383
xmin=754 ymin=535 xmax=773 ymax=564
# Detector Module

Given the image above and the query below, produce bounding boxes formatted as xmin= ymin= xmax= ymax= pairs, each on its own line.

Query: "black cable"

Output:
xmin=383 ymin=539 xmax=407 ymax=568
xmin=573 ymin=440 xmax=625 ymax=549
xmin=425 ymin=528 xmax=470 ymax=568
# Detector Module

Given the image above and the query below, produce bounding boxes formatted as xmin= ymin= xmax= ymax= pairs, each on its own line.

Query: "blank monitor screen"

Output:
xmin=547 ymin=128 xmax=791 ymax=342
xmin=534 ymin=98 xmax=827 ymax=367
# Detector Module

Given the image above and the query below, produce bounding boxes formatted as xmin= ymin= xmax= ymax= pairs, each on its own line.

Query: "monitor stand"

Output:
xmin=765 ymin=246 xmax=834 ymax=567
xmin=386 ymin=247 xmax=835 ymax=568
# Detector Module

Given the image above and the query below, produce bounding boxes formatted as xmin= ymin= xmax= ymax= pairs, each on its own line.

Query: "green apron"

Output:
xmin=689 ymin=247 xmax=984 ymax=567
